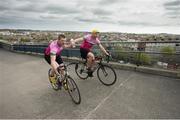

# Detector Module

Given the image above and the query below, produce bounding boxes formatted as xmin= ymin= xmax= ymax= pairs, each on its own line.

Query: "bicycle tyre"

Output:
xmin=66 ymin=76 xmax=81 ymax=104
xmin=75 ymin=63 xmax=88 ymax=79
xmin=48 ymin=69 xmax=60 ymax=91
xmin=97 ymin=65 xmax=117 ymax=86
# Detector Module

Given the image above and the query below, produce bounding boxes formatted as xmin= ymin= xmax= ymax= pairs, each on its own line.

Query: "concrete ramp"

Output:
xmin=0 ymin=48 xmax=180 ymax=119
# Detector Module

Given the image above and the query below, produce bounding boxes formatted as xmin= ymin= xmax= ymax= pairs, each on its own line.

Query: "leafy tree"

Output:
xmin=114 ymin=46 xmax=124 ymax=58
xmin=135 ymin=53 xmax=151 ymax=65
xmin=113 ymin=46 xmax=130 ymax=63
xmin=20 ymin=37 xmax=30 ymax=43
xmin=160 ymin=46 xmax=175 ymax=64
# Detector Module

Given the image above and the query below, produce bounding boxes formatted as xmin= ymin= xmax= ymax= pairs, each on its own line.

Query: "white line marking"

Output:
xmin=84 ymin=74 xmax=134 ymax=119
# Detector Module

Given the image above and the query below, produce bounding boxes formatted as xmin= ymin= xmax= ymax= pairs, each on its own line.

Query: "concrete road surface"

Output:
xmin=0 ymin=48 xmax=180 ymax=119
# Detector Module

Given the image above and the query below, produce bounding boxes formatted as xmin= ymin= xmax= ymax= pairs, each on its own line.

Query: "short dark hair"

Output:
xmin=58 ymin=34 xmax=66 ymax=40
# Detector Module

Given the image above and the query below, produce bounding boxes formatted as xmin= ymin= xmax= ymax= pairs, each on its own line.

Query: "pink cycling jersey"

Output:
xmin=80 ymin=34 xmax=100 ymax=50
xmin=45 ymin=40 xmax=63 ymax=56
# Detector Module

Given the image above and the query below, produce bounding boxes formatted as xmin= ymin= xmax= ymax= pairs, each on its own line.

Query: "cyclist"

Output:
xmin=44 ymin=34 xmax=73 ymax=83
xmin=71 ymin=29 xmax=109 ymax=77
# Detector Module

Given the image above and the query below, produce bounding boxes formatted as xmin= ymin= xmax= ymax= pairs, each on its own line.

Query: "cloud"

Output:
xmin=45 ymin=5 xmax=79 ymax=14
xmin=98 ymin=0 xmax=126 ymax=5
xmin=163 ymin=0 xmax=180 ymax=19
xmin=0 ymin=1 xmax=12 ymax=11
xmin=0 ymin=0 xmax=180 ymax=34
xmin=164 ymin=0 xmax=180 ymax=12
xmin=76 ymin=18 xmax=103 ymax=23
xmin=0 ymin=0 xmax=45 ymax=13
xmin=15 ymin=3 xmax=45 ymax=13
xmin=164 ymin=0 xmax=180 ymax=7
xmin=92 ymin=8 xmax=112 ymax=16
xmin=0 ymin=5 xmax=9 ymax=11
xmin=0 ymin=17 xmax=19 ymax=25
xmin=39 ymin=14 xmax=61 ymax=19
xmin=75 ymin=15 xmax=114 ymax=24
xmin=117 ymin=20 xmax=171 ymax=27
xmin=165 ymin=6 xmax=180 ymax=11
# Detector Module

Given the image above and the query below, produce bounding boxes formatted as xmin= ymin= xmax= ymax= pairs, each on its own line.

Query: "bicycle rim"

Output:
xmin=97 ymin=65 xmax=117 ymax=86
xmin=66 ymin=76 xmax=81 ymax=104
xmin=75 ymin=63 xmax=88 ymax=79
xmin=48 ymin=69 xmax=60 ymax=91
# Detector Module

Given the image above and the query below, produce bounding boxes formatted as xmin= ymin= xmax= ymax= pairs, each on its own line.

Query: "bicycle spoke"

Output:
xmin=75 ymin=63 xmax=88 ymax=79
xmin=67 ymin=76 xmax=81 ymax=104
xmin=48 ymin=69 xmax=60 ymax=91
xmin=101 ymin=67 xmax=108 ymax=76
xmin=97 ymin=65 xmax=117 ymax=86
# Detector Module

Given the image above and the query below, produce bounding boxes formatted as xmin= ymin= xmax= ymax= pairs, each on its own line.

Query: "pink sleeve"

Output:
xmin=83 ymin=34 xmax=90 ymax=40
xmin=50 ymin=43 xmax=57 ymax=54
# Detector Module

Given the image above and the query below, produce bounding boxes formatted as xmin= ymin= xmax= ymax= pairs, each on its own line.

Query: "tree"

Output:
xmin=0 ymin=35 xmax=3 ymax=39
xmin=160 ymin=46 xmax=175 ymax=64
xmin=135 ymin=53 xmax=151 ymax=65
xmin=20 ymin=37 xmax=30 ymax=43
xmin=113 ymin=46 xmax=131 ymax=63
xmin=114 ymin=46 xmax=124 ymax=58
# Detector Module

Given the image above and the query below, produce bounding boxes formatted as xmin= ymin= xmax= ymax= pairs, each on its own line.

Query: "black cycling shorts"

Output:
xmin=44 ymin=55 xmax=63 ymax=65
xmin=80 ymin=48 xmax=90 ymax=59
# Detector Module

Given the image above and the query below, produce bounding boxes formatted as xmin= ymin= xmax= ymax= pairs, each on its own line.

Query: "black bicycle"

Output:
xmin=75 ymin=55 xmax=117 ymax=86
xmin=48 ymin=64 xmax=81 ymax=104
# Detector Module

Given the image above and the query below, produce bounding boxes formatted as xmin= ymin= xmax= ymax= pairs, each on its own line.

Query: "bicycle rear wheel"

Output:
xmin=66 ymin=76 xmax=81 ymax=104
xmin=97 ymin=65 xmax=117 ymax=86
xmin=48 ymin=69 xmax=60 ymax=91
xmin=75 ymin=63 xmax=88 ymax=79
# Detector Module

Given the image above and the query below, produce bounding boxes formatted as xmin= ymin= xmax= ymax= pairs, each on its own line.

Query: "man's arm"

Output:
xmin=73 ymin=37 xmax=84 ymax=43
xmin=98 ymin=44 xmax=109 ymax=56
xmin=63 ymin=42 xmax=73 ymax=48
xmin=63 ymin=37 xmax=83 ymax=48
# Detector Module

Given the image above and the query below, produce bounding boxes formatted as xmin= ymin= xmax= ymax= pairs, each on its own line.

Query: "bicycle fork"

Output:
xmin=101 ymin=66 xmax=108 ymax=77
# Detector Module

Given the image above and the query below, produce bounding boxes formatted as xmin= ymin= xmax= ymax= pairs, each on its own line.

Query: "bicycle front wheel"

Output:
xmin=97 ymin=65 xmax=117 ymax=86
xmin=48 ymin=69 xmax=60 ymax=91
xmin=66 ymin=76 xmax=81 ymax=104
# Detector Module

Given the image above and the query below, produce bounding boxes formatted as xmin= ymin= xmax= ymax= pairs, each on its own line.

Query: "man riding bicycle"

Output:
xmin=44 ymin=34 xmax=73 ymax=83
xmin=71 ymin=29 xmax=110 ymax=77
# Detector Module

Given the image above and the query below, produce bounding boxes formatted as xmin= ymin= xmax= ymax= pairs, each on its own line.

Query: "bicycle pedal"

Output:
xmin=88 ymin=72 xmax=94 ymax=77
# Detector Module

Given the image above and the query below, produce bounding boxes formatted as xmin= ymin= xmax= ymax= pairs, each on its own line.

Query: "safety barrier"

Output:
xmin=1 ymin=39 xmax=180 ymax=78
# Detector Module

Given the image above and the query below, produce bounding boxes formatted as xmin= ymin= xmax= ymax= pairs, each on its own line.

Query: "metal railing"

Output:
xmin=1 ymin=40 xmax=180 ymax=71
xmin=100 ymin=41 xmax=180 ymax=70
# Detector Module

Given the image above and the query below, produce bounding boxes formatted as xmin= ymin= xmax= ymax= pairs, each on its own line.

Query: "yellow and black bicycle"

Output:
xmin=48 ymin=64 xmax=81 ymax=104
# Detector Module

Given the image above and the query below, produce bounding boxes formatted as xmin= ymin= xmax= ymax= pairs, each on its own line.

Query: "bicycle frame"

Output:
xmin=57 ymin=65 xmax=69 ymax=86
xmin=75 ymin=55 xmax=116 ymax=86
xmin=80 ymin=56 xmax=109 ymax=73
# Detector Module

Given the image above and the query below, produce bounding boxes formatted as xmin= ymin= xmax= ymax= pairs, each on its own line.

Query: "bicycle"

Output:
xmin=48 ymin=64 xmax=81 ymax=104
xmin=75 ymin=55 xmax=117 ymax=86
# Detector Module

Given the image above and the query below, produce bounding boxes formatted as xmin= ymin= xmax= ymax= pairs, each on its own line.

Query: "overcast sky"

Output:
xmin=0 ymin=0 xmax=180 ymax=34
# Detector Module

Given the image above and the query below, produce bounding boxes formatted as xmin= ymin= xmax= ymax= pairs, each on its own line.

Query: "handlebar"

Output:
xmin=106 ymin=54 xmax=111 ymax=63
xmin=57 ymin=64 xmax=67 ymax=73
xmin=94 ymin=54 xmax=111 ymax=63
